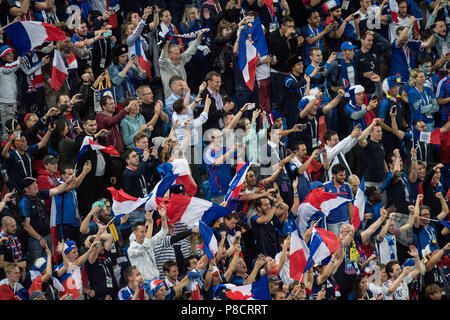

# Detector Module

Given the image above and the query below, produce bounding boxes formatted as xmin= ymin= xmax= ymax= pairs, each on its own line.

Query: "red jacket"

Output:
xmin=37 ymin=169 xmax=60 ymax=212
xmin=96 ymin=109 xmax=128 ymax=155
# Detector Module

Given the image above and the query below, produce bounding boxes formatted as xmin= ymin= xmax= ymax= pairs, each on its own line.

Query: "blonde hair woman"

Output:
xmin=407 ymin=68 xmax=439 ymax=131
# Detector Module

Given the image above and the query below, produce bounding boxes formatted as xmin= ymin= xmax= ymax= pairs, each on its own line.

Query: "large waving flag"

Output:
xmin=3 ymin=21 xmax=66 ymax=56
xmin=289 ymin=226 xmax=310 ymax=281
xmin=296 ymin=188 xmax=353 ymax=236
xmin=163 ymin=194 xmax=231 ymax=228
xmin=224 ymin=161 xmax=251 ymax=203
xmin=107 ymin=187 xmax=151 ymax=218
xmin=145 ymin=173 xmax=180 ymax=211
xmin=238 ymin=29 xmax=257 ymax=91
xmin=76 ymin=135 xmax=119 ymax=163
xmin=198 ymin=221 xmax=218 ymax=259
xmin=247 ymin=17 xmax=268 ymax=58
xmin=305 ymin=227 xmax=341 ymax=271
xmin=51 ymin=49 xmax=69 ymax=91
xmin=237 ymin=17 xmax=268 ymax=91
xmin=157 ymin=158 xmax=197 ymax=196
xmin=213 ymin=274 xmax=270 ymax=300
xmin=351 ymin=177 xmax=366 ymax=231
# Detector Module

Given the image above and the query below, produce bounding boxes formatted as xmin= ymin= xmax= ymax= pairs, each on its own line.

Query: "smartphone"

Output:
xmin=247 ymin=103 xmax=256 ymax=110
xmin=103 ymin=30 xmax=112 ymax=37
xmin=13 ymin=131 xmax=21 ymax=139
xmin=298 ymin=123 xmax=308 ymax=130
xmin=317 ymin=66 xmax=324 ymax=72
xmin=390 ymin=106 xmax=396 ymax=113
xmin=102 ymin=130 xmax=111 ymax=137
xmin=95 ymin=242 xmax=101 ymax=248
xmin=353 ymin=13 xmax=360 ymax=19
xmin=318 ymin=149 xmax=326 ymax=154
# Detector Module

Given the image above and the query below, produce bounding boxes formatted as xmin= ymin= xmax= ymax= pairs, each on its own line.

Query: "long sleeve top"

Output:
xmin=128 ymin=228 xmax=169 ymax=281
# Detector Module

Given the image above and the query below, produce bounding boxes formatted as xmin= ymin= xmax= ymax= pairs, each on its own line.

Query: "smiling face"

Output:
xmin=307 ymin=11 xmax=321 ymax=28
xmin=161 ymin=10 xmax=172 ymax=25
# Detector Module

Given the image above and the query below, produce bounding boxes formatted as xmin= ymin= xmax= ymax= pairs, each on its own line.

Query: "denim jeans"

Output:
xmin=27 ymin=233 xmax=53 ymax=266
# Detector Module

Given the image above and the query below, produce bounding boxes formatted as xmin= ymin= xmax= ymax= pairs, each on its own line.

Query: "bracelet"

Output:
xmin=239 ymin=109 xmax=245 ymax=113
xmin=330 ymin=260 xmax=335 ymax=264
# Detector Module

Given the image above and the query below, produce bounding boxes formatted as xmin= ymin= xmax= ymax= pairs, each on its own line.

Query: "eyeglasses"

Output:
xmin=141 ymin=91 xmax=153 ymax=95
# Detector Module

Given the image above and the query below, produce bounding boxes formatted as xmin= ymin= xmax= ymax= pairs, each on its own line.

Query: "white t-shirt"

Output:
xmin=382 ymin=274 xmax=413 ymax=300
xmin=388 ymin=16 xmax=414 ymax=43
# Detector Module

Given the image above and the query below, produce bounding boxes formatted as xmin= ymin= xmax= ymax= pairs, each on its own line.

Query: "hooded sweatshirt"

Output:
xmin=0 ymin=58 xmax=20 ymax=104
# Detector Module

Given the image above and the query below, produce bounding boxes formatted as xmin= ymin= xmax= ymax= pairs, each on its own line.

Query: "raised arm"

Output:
xmin=361 ymin=208 xmax=387 ymax=244
xmin=436 ymin=192 xmax=449 ymax=221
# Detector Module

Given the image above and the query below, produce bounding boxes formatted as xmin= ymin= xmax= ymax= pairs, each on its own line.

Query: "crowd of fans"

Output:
xmin=0 ymin=0 xmax=448 ymax=301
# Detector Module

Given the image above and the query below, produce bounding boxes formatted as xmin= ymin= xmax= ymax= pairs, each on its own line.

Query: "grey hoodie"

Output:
xmin=0 ymin=57 xmax=20 ymax=104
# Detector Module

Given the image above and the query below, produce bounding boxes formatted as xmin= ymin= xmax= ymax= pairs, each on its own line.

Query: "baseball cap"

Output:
xmin=340 ymin=41 xmax=358 ymax=51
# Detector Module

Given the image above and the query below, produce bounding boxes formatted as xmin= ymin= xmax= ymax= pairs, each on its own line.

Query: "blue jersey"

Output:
xmin=204 ymin=145 xmax=235 ymax=198
xmin=408 ymin=85 xmax=436 ymax=126
xmin=437 ymin=75 xmax=450 ymax=123
xmin=301 ymin=24 xmax=325 ymax=66
xmin=390 ymin=39 xmax=422 ymax=82
xmin=344 ymin=103 xmax=368 ymax=130
xmin=323 ymin=181 xmax=353 ymax=224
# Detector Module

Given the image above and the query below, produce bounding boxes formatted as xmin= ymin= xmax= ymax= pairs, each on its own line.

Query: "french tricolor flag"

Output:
xmin=213 ymin=274 xmax=270 ymax=300
xmin=107 ymin=187 xmax=151 ymax=218
xmin=224 ymin=161 xmax=251 ymax=203
xmin=66 ymin=51 xmax=78 ymax=73
xmin=351 ymin=177 xmax=366 ymax=231
xmin=238 ymin=30 xmax=257 ymax=91
xmin=289 ymin=226 xmax=310 ymax=281
xmin=305 ymin=227 xmax=341 ymax=271
xmin=296 ymin=188 xmax=352 ymax=236
xmin=198 ymin=221 xmax=218 ymax=259
xmin=3 ymin=21 xmax=66 ymax=56
xmin=51 ymin=49 xmax=69 ymax=91
xmin=419 ymin=129 xmax=441 ymax=145
xmin=157 ymin=159 xmax=197 ymax=196
xmin=145 ymin=173 xmax=180 ymax=212
xmin=76 ymin=136 xmax=120 ymax=163
xmin=163 ymin=194 xmax=231 ymax=228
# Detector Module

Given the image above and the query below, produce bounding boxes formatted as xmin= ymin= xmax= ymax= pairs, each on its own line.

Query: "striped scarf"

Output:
xmin=0 ymin=232 xmax=23 ymax=262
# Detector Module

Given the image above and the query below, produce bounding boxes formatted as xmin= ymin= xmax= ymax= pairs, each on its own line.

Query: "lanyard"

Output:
xmin=126 ymin=165 xmax=147 ymax=196
xmin=15 ymin=150 xmax=31 ymax=177
xmin=308 ymin=24 xmax=320 ymax=48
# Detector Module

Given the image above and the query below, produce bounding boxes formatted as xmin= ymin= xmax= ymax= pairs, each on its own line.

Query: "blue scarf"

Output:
xmin=339 ymin=58 xmax=358 ymax=91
